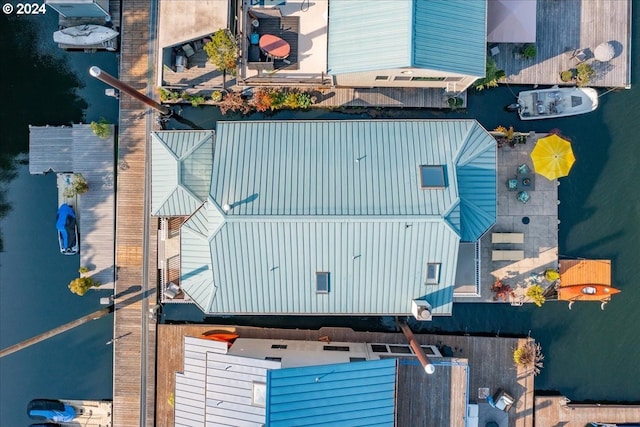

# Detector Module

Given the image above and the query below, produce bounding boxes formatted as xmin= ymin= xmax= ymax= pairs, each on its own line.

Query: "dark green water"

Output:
xmin=1 ymin=5 xmax=639 ymax=426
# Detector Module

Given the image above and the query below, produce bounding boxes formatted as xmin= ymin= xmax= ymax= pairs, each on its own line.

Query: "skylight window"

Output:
xmin=426 ymin=263 xmax=441 ymax=284
xmin=420 ymin=165 xmax=446 ymax=188
xmin=316 ymin=272 xmax=329 ymax=293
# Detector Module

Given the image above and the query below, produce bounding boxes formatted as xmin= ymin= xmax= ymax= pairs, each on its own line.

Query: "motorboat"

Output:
xmin=508 ymin=86 xmax=599 ymax=120
xmin=56 ymin=204 xmax=79 ymax=255
xmin=53 ymin=24 xmax=119 ymax=47
xmin=28 ymin=399 xmax=112 ymax=426
xmin=557 ymin=284 xmax=621 ymax=302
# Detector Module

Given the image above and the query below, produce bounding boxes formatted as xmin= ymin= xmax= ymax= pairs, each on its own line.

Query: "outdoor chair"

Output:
xmin=517 ymin=191 xmax=530 ymax=204
xmin=507 ymin=178 xmax=518 ymax=191
xmin=571 ymin=48 xmax=587 ymax=63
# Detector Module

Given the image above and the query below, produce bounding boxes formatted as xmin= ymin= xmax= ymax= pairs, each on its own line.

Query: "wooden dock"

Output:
xmin=112 ymin=0 xmax=157 ymax=425
xmin=156 ymin=325 xmax=533 ymax=427
xmin=535 ymin=395 xmax=640 ymax=426
xmin=494 ymin=0 xmax=632 ymax=88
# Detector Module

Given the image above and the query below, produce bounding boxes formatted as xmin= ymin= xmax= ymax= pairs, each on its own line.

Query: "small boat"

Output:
xmin=509 ymin=86 xmax=599 ymax=120
xmin=201 ymin=330 xmax=239 ymax=347
xmin=53 ymin=24 xmax=119 ymax=47
xmin=56 ymin=204 xmax=79 ymax=255
xmin=28 ymin=399 xmax=112 ymax=426
xmin=557 ymin=284 xmax=621 ymax=302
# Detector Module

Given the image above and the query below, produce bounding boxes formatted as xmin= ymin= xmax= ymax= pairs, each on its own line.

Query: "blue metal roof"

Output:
xmin=266 ymin=359 xmax=397 ymax=427
xmin=327 ymin=0 xmax=413 ymax=74
xmin=150 ymin=131 xmax=213 ymax=216
xmin=328 ymin=0 xmax=486 ymax=77
xmin=413 ymin=0 xmax=487 ymax=77
xmin=177 ymin=120 xmax=496 ymax=316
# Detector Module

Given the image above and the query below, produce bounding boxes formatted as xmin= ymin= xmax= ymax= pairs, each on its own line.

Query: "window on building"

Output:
xmin=371 ymin=344 xmax=388 ymax=353
xmin=411 ymin=76 xmax=446 ymax=81
xmin=323 ymin=345 xmax=350 ymax=351
xmin=389 ymin=345 xmax=412 ymax=354
xmin=426 ymin=263 xmax=441 ymax=284
xmin=394 ymin=76 xmax=411 ymax=81
xmin=252 ymin=382 xmax=266 ymax=407
xmin=271 ymin=344 xmax=287 ymax=349
xmin=419 ymin=165 xmax=446 ymax=188
xmin=445 ymin=77 xmax=463 ymax=82
xmin=265 ymin=356 xmax=282 ymax=361
xmin=350 ymin=357 xmax=367 ymax=362
xmin=316 ymin=272 xmax=329 ymax=293
xmin=375 ymin=75 xmax=389 ymax=81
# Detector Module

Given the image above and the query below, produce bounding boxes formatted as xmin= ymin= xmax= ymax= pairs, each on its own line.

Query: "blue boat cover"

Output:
xmin=56 ymin=204 xmax=76 ymax=250
xmin=27 ymin=399 xmax=76 ymax=422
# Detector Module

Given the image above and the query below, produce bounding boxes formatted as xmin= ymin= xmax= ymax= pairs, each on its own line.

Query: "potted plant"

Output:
xmin=447 ymin=96 xmax=464 ymax=110
xmin=90 ymin=119 xmax=111 ymax=139
xmin=526 ymin=284 xmax=546 ymax=307
xmin=68 ymin=276 xmax=101 ymax=296
xmin=513 ymin=342 xmax=544 ymax=375
xmin=559 ymin=69 xmax=576 ymax=83
xmin=521 ymin=44 xmax=537 ymax=59
xmin=576 ymin=63 xmax=595 ymax=87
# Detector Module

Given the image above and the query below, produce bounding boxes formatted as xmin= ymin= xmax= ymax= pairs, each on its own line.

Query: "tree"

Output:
xmin=473 ymin=58 xmax=506 ymax=91
xmin=203 ymin=29 xmax=238 ymax=76
xmin=68 ymin=277 xmax=101 ymax=296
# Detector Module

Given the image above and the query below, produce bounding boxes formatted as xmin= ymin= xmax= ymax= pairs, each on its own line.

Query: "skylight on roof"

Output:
xmin=420 ymin=165 xmax=446 ymax=188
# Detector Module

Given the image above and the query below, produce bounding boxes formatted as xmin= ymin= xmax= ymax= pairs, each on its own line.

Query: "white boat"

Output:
xmin=53 ymin=24 xmax=119 ymax=47
xmin=510 ymin=86 xmax=599 ymax=120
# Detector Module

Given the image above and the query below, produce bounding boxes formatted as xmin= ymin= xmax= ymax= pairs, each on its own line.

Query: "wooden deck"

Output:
xmin=534 ymin=395 xmax=640 ymax=426
xmin=112 ymin=0 xmax=157 ymax=425
xmin=157 ymin=325 xmax=533 ymax=427
xmin=28 ymin=124 xmax=116 ymax=289
xmin=494 ymin=0 xmax=632 ymax=88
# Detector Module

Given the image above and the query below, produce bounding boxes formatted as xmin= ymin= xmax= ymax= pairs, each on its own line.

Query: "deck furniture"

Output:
xmin=517 ymin=191 xmax=530 ymax=204
xmin=491 ymin=232 xmax=524 ymax=244
xmin=259 ymin=34 xmax=290 ymax=60
xmin=507 ymin=178 xmax=518 ymax=191
xmin=492 ymin=250 xmax=525 ymax=261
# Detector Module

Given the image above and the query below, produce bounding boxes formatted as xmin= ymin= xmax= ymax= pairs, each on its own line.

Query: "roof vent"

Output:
xmin=411 ymin=299 xmax=432 ymax=321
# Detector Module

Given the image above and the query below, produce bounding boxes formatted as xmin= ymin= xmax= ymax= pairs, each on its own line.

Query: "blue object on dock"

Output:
xmin=250 ymin=33 xmax=259 ymax=45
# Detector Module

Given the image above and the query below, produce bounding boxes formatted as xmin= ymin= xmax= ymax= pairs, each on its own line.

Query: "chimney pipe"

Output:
xmin=398 ymin=320 xmax=435 ymax=374
xmin=89 ymin=66 xmax=170 ymax=115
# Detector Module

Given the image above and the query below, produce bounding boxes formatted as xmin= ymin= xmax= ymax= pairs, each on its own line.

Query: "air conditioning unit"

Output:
xmin=411 ymin=299 xmax=432 ymax=321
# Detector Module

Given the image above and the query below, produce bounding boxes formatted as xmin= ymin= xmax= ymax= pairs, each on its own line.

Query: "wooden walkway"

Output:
xmin=112 ymin=0 xmax=157 ymax=426
xmin=495 ymin=0 xmax=631 ymax=88
xmin=535 ymin=395 xmax=640 ymax=426
xmin=157 ymin=325 xmax=533 ymax=427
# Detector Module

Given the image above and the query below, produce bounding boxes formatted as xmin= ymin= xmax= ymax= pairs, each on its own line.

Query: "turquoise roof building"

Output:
xmin=151 ymin=120 xmax=497 ymax=317
xmin=266 ymin=359 xmax=397 ymax=427
xmin=327 ymin=0 xmax=487 ymax=90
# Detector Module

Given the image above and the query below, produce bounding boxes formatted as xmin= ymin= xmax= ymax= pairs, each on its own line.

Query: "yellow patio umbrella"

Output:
xmin=530 ymin=134 xmax=576 ymax=180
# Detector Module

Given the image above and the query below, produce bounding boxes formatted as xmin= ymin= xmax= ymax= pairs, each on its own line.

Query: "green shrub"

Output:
xmin=63 ymin=174 xmax=88 ymax=197
xmin=447 ymin=97 xmax=463 ymax=110
xmin=473 ymin=58 xmax=505 ymax=91
xmin=90 ymin=119 xmax=111 ymax=139
xmin=297 ymin=92 xmax=313 ymax=109
xmin=576 ymin=63 xmax=595 ymax=87
xmin=526 ymin=285 xmax=546 ymax=307
xmin=78 ymin=266 xmax=89 ymax=274
xmin=211 ymin=90 xmax=223 ymax=102
xmin=560 ymin=70 xmax=575 ymax=82
xmin=68 ymin=276 xmax=101 ymax=296
xmin=190 ymin=95 xmax=206 ymax=107
xmin=522 ymin=44 xmax=537 ymax=59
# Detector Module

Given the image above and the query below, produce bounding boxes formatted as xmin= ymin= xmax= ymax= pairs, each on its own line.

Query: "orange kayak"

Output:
xmin=201 ymin=331 xmax=239 ymax=347
xmin=557 ymin=284 xmax=621 ymax=301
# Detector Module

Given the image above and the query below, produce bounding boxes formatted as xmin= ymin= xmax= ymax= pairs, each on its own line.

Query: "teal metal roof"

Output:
xmin=266 ymin=359 xmax=397 ymax=427
xmin=177 ymin=120 xmax=496 ymax=316
xmin=327 ymin=0 xmax=486 ymax=77
xmin=327 ymin=0 xmax=413 ymax=74
xmin=151 ymin=131 xmax=214 ymax=216
xmin=413 ymin=0 xmax=487 ymax=77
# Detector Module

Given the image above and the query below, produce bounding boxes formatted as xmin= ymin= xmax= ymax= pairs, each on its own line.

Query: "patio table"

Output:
xmin=259 ymin=34 xmax=291 ymax=60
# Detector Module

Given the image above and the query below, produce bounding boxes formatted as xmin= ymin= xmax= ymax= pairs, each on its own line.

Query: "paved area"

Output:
xmin=456 ymin=132 xmax=560 ymax=305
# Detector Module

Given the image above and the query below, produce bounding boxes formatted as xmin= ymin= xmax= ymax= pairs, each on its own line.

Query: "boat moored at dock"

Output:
xmin=27 ymin=399 xmax=112 ymax=426
xmin=509 ymin=86 xmax=599 ymax=120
